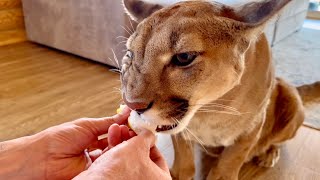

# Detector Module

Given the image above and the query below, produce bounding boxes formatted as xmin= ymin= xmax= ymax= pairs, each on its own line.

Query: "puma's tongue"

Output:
xmin=128 ymin=111 xmax=157 ymax=134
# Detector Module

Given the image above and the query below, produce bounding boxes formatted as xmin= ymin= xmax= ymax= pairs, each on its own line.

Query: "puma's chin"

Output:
xmin=137 ymin=109 xmax=196 ymax=134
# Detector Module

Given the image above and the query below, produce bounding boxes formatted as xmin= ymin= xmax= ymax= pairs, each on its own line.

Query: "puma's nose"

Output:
xmin=123 ymin=96 xmax=153 ymax=114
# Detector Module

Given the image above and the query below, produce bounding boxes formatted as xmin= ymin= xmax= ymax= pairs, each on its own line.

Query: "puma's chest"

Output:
xmin=184 ymin=116 xmax=240 ymax=147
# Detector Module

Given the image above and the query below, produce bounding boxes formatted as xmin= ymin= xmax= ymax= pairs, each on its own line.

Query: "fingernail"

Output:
xmin=122 ymin=106 xmax=131 ymax=114
xmin=118 ymin=105 xmax=131 ymax=115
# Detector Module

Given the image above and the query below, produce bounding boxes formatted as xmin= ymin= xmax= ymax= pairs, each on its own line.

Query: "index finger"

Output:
xmin=74 ymin=107 xmax=131 ymax=136
xmin=129 ymin=129 xmax=156 ymax=153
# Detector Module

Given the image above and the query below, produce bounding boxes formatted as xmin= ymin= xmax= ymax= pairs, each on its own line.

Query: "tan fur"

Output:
xmin=297 ymin=81 xmax=320 ymax=105
xmin=121 ymin=0 xmax=319 ymax=179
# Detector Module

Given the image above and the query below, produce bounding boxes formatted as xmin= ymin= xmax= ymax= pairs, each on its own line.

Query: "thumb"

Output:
xmin=133 ymin=129 xmax=156 ymax=152
xmin=73 ymin=107 xmax=131 ymax=136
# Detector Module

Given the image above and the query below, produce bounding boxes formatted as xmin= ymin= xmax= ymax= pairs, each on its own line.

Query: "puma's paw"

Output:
xmin=170 ymin=169 xmax=194 ymax=180
xmin=206 ymin=169 xmax=238 ymax=180
xmin=254 ymin=145 xmax=280 ymax=167
xmin=206 ymin=174 xmax=238 ymax=180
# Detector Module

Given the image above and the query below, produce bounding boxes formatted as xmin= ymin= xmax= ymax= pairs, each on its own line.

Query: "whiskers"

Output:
xmin=115 ymin=36 xmax=129 ymax=47
xmin=128 ymin=18 xmax=136 ymax=34
xmin=110 ymin=20 xmax=136 ymax=74
xmin=116 ymin=40 xmax=128 ymax=47
xmin=121 ymin=19 xmax=135 ymax=36
xmin=191 ymin=102 xmax=250 ymax=116
xmin=106 ymin=87 xmax=122 ymax=96
xmin=121 ymin=25 xmax=134 ymax=36
xmin=171 ymin=118 xmax=208 ymax=153
xmin=110 ymin=21 xmax=136 ymax=73
xmin=116 ymin=36 xmax=129 ymax=40
xmin=108 ymin=48 xmax=121 ymax=69
xmin=109 ymin=68 xmax=121 ymax=74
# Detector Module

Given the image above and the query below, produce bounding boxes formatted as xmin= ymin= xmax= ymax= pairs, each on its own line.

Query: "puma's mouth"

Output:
xmin=156 ymin=123 xmax=178 ymax=132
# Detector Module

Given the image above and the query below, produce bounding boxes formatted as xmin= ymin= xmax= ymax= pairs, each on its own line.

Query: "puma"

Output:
xmin=120 ymin=0 xmax=320 ymax=179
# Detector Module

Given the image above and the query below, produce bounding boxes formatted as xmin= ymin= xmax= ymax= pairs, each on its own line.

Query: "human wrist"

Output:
xmin=0 ymin=134 xmax=47 ymax=179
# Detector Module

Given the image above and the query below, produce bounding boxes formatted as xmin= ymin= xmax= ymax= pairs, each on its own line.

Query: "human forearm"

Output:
xmin=0 ymin=135 xmax=46 ymax=179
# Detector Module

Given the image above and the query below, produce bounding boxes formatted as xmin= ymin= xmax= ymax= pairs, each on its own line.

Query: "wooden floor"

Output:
xmin=0 ymin=42 xmax=319 ymax=179
xmin=0 ymin=42 xmax=122 ymax=140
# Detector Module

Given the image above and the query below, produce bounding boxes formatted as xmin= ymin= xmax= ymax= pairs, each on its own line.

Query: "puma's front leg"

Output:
xmin=170 ymin=134 xmax=195 ymax=180
xmin=207 ymin=121 xmax=264 ymax=180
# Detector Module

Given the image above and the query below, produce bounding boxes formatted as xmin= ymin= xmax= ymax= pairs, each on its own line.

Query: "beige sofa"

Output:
xmin=267 ymin=0 xmax=309 ymax=44
xmin=216 ymin=0 xmax=309 ymax=45
xmin=22 ymin=0 xmax=309 ymax=66
xmin=22 ymin=0 xmax=134 ymax=66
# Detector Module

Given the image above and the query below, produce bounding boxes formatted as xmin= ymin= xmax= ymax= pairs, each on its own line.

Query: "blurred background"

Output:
xmin=0 ymin=0 xmax=319 ymax=179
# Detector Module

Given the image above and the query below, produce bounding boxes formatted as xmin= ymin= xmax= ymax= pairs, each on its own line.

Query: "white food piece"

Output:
xmin=128 ymin=111 xmax=157 ymax=134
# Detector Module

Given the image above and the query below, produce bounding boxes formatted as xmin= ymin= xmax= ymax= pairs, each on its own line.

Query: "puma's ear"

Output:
xmin=122 ymin=0 xmax=164 ymax=22
xmin=235 ymin=0 xmax=291 ymax=26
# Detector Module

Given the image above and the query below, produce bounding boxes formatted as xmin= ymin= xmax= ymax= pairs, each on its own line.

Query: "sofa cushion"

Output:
xmin=278 ymin=0 xmax=309 ymax=20
xmin=273 ymin=11 xmax=308 ymax=44
xmin=23 ymin=0 xmax=129 ymax=65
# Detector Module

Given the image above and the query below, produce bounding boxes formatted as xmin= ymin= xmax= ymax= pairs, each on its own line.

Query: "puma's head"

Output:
xmin=120 ymin=0 xmax=291 ymax=134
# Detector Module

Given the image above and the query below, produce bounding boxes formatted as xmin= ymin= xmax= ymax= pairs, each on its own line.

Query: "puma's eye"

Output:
xmin=172 ymin=52 xmax=198 ymax=66
xmin=126 ymin=50 xmax=134 ymax=59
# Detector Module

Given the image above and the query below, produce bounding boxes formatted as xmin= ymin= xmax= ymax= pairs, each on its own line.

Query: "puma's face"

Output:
xmin=120 ymin=0 xmax=289 ymax=134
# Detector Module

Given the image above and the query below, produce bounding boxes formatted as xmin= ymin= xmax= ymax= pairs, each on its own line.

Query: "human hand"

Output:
xmin=74 ymin=126 xmax=171 ymax=180
xmin=8 ymin=107 xmax=131 ymax=180
xmin=37 ymin=107 xmax=132 ymax=179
